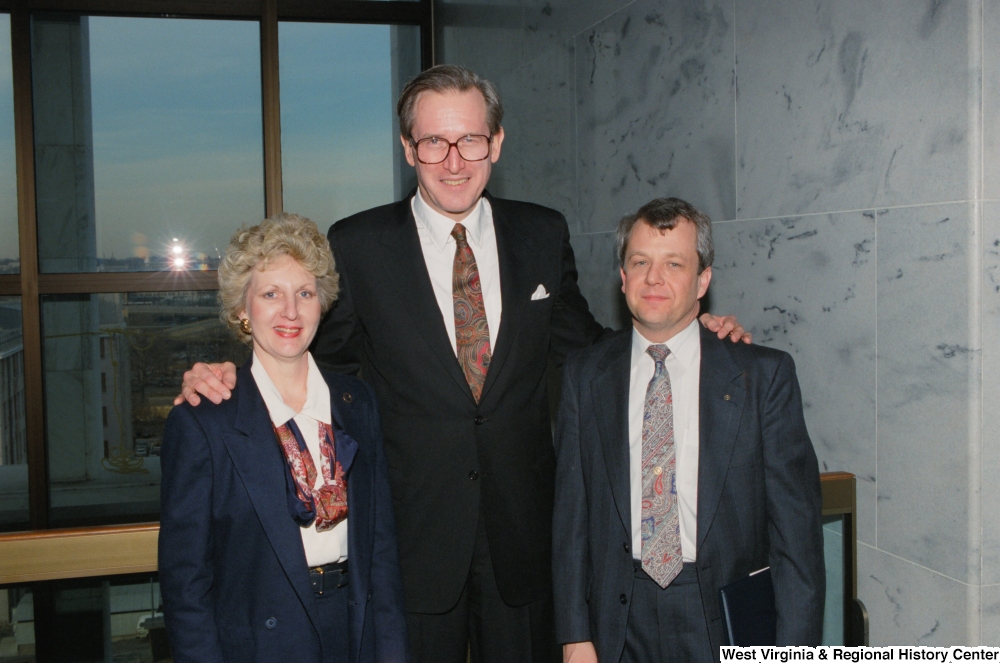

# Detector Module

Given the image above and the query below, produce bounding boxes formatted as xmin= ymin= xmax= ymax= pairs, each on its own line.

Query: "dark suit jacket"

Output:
xmin=159 ymin=358 xmax=409 ymax=663
xmin=312 ymin=191 xmax=605 ymax=612
xmin=552 ymin=326 xmax=825 ymax=661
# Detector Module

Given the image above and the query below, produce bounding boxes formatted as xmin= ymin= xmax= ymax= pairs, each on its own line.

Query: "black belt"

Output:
xmin=309 ymin=560 xmax=348 ymax=594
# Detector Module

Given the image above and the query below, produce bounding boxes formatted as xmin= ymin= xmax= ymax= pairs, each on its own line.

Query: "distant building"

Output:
xmin=0 ymin=305 xmax=25 ymax=467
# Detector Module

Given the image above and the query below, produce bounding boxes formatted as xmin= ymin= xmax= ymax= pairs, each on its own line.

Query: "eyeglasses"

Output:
xmin=411 ymin=134 xmax=493 ymax=164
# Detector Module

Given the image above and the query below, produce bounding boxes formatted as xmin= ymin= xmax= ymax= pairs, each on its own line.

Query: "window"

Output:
xmin=0 ymin=575 xmax=165 ymax=662
xmin=0 ymin=1 xmax=429 ymax=530
xmin=279 ymin=22 xmax=420 ymax=223
xmin=0 ymin=14 xmax=16 ymax=274
xmin=32 ymin=15 xmax=264 ymax=274
xmin=43 ymin=291 xmax=249 ymax=524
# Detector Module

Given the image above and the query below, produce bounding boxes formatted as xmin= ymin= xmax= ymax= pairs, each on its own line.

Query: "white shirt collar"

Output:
xmin=250 ymin=351 xmax=331 ymax=426
xmin=630 ymin=318 xmax=701 ymax=371
xmin=412 ymin=187 xmax=486 ymax=251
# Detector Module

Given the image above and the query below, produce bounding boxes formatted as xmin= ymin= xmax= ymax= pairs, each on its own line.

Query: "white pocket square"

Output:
xmin=530 ymin=284 xmax=550 ymax=301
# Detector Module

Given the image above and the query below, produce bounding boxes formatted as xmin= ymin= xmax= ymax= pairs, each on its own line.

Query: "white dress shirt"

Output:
xmin=411 ymin=189 xmax=503 ymax=353
xmin=251 ymin=351 xmax=348 ymax=567
xmin=628 ymin=319 xmax=701 ymax=562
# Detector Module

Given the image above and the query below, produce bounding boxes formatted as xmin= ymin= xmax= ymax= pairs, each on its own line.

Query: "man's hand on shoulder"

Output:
xmin=699 ymin=312 xmax=752 ymax=344
xmin=173 ymin=362 xmax=238 ymax=406
xmin=563 ymin=641 xmax=598 ymax=663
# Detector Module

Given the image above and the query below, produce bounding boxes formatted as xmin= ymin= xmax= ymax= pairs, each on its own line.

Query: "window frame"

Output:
xmin=0 ymin=0 xmax=432 ymax=530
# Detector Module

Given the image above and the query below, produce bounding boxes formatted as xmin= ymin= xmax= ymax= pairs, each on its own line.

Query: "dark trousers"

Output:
xmin=405 ymin=512 xmax=559 ymax=663
xmin=314 ymin=577 xmax=350 ymax=663
xmin=621 ymin=562 xmax=714 ymax=663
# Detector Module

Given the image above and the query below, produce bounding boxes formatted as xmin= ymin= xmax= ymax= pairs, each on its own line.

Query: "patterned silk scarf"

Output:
xmin=272 ymin=419 xmax=348 ymax=532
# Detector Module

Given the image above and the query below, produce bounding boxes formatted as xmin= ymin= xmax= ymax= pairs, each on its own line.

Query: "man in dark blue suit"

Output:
xmin=552 ymin=198 xmax=824 ymax=663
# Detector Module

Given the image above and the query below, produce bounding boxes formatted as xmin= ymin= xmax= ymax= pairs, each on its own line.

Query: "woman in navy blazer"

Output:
xmin=159 ymin=214 xmax=409 ymax=663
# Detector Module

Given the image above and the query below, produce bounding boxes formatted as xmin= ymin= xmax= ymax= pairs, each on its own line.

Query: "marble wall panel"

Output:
xmin=736 ymin=0 xmax=976 ymax=220
xmin=569 ymin=231 xmax=629 ymax=330
xmin=859 ymin=543 xmax=973 ymax=645
xmin=984 ymin=0 xmax=1000 ymax=200
xmin=983 ymin=585 xmax=1000 ymax=646
xmin=575 ymin=0 xmax=736 ymax=233
xmin=710 ymin=211 xmax=877 ymax=543
xmin=437 ymin=0 xmax=525 ymax=85
xmin=876 ymin=203 xmax=980 ymax=584
xmin=983 ymin=202 xmax=1000 ymax=584
xmin=523 ymin=0 xmax=632 ymax=63
xmin=489 ymin=42 xmax=578 ymax=226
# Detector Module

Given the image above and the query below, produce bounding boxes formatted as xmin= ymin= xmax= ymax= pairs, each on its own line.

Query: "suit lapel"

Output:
xmin=322 ymin=372 xmax=372 ymax=663
xmin=222 ymin=362 xmax=322 ymax=635
xmin=696 ymin=328 xmax=746 ymax=552
xmin=592 ymin=332 xmax=633 ymax=538
xmin=479 ymin=195 xmax=528 ymax=403
xmin=378 ymin=197 xmax=472 ymax=401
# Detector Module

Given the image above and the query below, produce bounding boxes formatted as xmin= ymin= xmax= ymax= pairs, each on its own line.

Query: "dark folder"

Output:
xmin=719 ymin=567 xmax=776 ymax=646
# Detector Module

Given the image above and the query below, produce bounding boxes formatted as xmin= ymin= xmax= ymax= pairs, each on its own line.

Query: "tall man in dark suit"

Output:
xmin=552 ymin=198 xmax=824 ymax=663
xmin=178 ymin=68 xmax=748 ymax=663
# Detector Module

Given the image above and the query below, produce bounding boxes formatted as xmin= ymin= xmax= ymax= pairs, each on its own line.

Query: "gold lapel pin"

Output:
xmin=723 ymin=394 xmax=731 ymax=401
xmin=342 ymin=392 xmax=353 ymax=403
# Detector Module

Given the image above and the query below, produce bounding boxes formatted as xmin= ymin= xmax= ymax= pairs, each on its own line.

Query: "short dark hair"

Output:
xmin=616 ymin=197 xmax=714 ymax=272
xmin=396 ymin=64 xmax=504 ymax=140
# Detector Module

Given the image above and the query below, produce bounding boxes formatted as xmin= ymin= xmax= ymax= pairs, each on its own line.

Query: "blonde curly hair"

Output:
xmin=218 ymin=213 xmax=339 ymax=344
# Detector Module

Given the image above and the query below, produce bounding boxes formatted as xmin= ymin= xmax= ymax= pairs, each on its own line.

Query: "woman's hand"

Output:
xmin=174 ymin=362 xmax=238 ymax=406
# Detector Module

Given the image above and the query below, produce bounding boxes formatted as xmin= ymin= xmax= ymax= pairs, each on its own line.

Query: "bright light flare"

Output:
xmin=173 ymin=257 xmax=186 ymax=268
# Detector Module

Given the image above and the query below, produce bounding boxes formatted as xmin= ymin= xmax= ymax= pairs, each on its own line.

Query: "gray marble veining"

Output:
xmin=437 ymin=0 xmax=525 ymax=86
xmin=876 ymin=203 xmax=980 ymax=585
xmin=711 ymin=211 xmax=877 ymax=544
xmin=859 ymin=543 xmax=971 ymax=645
xmin=983 ymin=585 xmax=1000 ymax=646
xmin=982 ymin=202 xmax=1000 ymax=585
xmin=490 ymin=41 xmax=579 ymax=227
xmin=575 ymin=0 xmax=735 ymax=232
xmin=569 ymin=231 xmax=629 ymax=330
xmin=523 ymin=0 xmax=633 ymax=63
xmin=984 ymin=0 xmax=1000 ymax=200
xmin=736 ymin=0 xmax=976 ymax=219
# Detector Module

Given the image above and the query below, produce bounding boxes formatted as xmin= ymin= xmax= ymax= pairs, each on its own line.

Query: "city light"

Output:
xmin=169 ymin=239 xmax=188 ymax=270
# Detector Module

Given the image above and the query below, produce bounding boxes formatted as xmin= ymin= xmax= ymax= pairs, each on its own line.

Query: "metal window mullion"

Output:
xmin=260 ymin=0 xmax=281 ymax=217
xmin=421 ymin=0 xmax=432 ymax=69
xmin=11 ymin=6 xmax=48 ymax=529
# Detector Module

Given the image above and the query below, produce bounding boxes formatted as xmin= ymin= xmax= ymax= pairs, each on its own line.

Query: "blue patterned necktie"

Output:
xmin=640 ymin=344 xmax=683 ymax=588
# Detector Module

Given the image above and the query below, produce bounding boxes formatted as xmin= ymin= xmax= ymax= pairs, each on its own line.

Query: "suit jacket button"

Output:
xmin=265 ymin=617 xmax=277 ymax=629
xmin=619 ymin=594 xmax=628 ymax=605
xmin=474 ymin=416 xmax=484 ymax=425
xmin=469 ymin=470 xmax=479 ymax=481
xmin=623 ymin=542 xmax=629 ymax=553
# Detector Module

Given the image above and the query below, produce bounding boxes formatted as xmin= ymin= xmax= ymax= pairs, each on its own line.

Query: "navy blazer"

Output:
xmin=159 ymin=357 xmax=409 ymax=663
xmin=552 ymin=327 xmax=825 ymax=661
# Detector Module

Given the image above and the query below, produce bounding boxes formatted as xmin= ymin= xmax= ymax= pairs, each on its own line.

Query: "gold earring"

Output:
xmin=239 ymin=318 xmax=251 ymax=335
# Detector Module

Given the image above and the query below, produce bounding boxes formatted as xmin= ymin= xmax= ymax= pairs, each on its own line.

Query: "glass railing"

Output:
xmin=820 ymin=471 xmax=868 ymax=646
